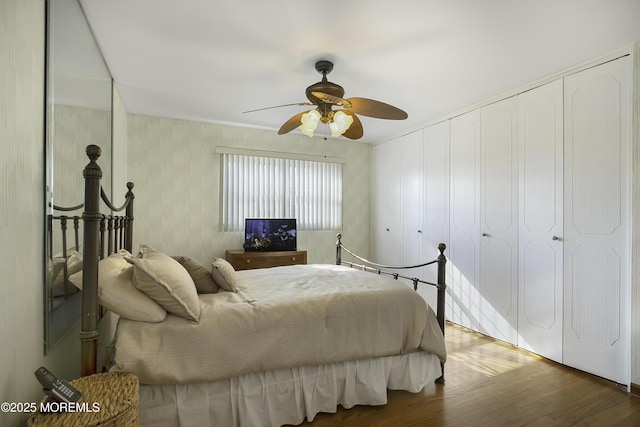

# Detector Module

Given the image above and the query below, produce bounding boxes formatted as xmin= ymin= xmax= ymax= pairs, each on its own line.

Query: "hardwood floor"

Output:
xmin=302 ymin=323 xmax=640 ymax=426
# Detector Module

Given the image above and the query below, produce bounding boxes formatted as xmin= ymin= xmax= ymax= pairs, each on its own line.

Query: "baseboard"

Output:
xmin=631 ymin=383 xmax=640 ymax=396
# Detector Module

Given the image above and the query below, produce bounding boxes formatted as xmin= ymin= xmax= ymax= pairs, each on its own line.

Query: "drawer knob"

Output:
xmin=245 ymin=259 xmax=251 ymax=264
xmin=291 ymin=256 xmax=296 ymax=261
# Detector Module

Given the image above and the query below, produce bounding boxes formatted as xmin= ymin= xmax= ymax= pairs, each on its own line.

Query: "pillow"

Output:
xmin=69 ymin=251 xmax=167 ymax=323
xmin=172 ymin=256 xmax=219 ymax=294
xmin=211 ymin=257 xmax=239 ymax=292
xmin=49 ymin=257 xmax=74 ymax=297
xmin=127 ymin=245 xmax=201 ymax=322
xmin=48 ymin=257 xmax=65 ymax=282
xmin=51 ymin=250 xmax=83 ymax=296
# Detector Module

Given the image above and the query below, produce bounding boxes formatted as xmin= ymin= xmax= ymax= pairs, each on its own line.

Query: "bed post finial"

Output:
xmin=83 ymin=145 xmax=103 ymax=180
xmin=336 ymin=234 xmax=342 ymax=265
xmin=86 ymin=144 xmax=101 ymax=161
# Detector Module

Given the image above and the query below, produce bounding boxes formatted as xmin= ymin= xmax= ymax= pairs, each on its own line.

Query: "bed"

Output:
xmin=70 ymin=144 xmax=447 ymax=426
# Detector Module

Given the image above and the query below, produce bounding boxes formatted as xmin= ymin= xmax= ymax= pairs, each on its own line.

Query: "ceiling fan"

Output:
xmin=245 ymin=60 xmax=408 ymax=140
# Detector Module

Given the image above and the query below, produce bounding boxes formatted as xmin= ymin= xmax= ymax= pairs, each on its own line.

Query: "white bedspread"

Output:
xmin=110 ymin=264 xmax=446 ymax=384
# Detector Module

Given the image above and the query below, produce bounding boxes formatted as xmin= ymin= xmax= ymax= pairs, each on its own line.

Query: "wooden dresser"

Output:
xmin=226 ymin=250 xmax=307 ymax=271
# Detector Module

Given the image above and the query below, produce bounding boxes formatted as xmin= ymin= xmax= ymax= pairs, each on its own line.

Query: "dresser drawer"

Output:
xmin=226 ymin=250 xmax=307 ymax=271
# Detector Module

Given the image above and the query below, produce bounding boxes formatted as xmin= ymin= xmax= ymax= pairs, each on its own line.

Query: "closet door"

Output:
xmin=563 ymin=56 xmax=631 ymax=384
xmin=449 ymin=110 xmax=481 ymax=330
xmin=386 ymin=137 xmax=404 ymax=266
xmin=402 ymin=130 xmax=425 ymax=275
xmin=370 ymin=142 xmax=388 ymax=263
xmin=420 ymin=122 xmax=450 ymax=309
xmin=480 ymin=97 xmax=519 ymax=344
xmin=517 ymin=79 xmax=564 ymax=362
xmin=371 ymin=139 xmax=403 ymax=265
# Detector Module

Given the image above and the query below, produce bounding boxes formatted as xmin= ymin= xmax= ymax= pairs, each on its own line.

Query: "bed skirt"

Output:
xmin=138 ymin=351 xmax=441 ymax=427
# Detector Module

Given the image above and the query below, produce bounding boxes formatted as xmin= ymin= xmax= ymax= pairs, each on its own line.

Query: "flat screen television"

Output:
xmin=243 ymin=218 xmax=297 ymax=251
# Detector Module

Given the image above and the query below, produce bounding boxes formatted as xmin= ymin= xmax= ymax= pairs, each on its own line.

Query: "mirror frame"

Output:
xmin=44 ymin=0 xmax=113 ymax=354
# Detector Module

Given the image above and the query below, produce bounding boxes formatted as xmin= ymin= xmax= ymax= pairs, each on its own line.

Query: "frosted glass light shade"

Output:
xmin=299 ymin=109 xmax=321 ymax=137
xmin=329 ymin=111 xmax=353 ymax=137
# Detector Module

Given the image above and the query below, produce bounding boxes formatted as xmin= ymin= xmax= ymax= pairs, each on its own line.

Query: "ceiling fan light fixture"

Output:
xmin=329 ymin=111 xmax=353 ymax=137
xmin=265 ymin=60 xmax=406 ymax=140
xmin=299 ymin=109 xmax=321 ymax=137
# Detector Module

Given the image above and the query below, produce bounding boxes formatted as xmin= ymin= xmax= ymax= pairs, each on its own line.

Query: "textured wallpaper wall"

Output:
xmin=0 ymin=2 xmax=46 ymax=423
xmin=126 ymin=114 xmax=370 ymax=267
xmin=0 ymin=2 xmax=82 ymax=426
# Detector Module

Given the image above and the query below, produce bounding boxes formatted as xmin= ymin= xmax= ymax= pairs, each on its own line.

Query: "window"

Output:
xmin=220 ymin=150 xmax=343 ymax=231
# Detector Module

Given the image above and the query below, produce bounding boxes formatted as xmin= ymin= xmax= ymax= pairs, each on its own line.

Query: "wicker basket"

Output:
xmin=27 ymin=372 xmax=139 ymax=427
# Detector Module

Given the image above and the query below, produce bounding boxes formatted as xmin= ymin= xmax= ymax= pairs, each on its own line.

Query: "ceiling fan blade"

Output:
xmin=278 ymin=111 xmax=307 ymax=135
xmin=244 ymin=102 xmax=313 ymax=114
xmin=311 ymin=92 xmax=352 ymax=108
xmin=345 ymin=97 xmax=408 ymax=120
xmin=341 ymin=111 xmax=363 ymax=140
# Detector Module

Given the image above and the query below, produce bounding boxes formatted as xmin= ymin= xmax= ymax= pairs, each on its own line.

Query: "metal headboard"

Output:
xmin=75 ymin=144 xmax=135 ymax=376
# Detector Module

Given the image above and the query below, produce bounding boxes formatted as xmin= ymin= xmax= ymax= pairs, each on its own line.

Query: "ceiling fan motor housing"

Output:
xmin=306 ymin=60 xmax=345 ymax=104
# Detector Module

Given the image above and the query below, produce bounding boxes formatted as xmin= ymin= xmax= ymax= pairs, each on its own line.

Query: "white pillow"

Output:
xmin=69 ymin=251 xmax=167 ymax=323
xmin=127 ymin=245 xmax=201 ymax=322
xmin=211 ymin=257 xmax=239 ymax=292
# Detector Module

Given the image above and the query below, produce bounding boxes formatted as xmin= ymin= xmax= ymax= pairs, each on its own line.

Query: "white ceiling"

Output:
xmin=78 ymin=0 xmax=640 ymax=144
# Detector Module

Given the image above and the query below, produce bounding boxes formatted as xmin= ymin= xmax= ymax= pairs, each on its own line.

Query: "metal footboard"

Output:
xmin=335 ymin=233 xmax=447 ymax=384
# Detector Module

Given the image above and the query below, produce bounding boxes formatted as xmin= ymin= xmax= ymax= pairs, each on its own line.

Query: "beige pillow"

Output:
xmin=172 ymin=256 xmax=218 ymax=294
xmin=52 ymin=250 xmax=83 ymax=296
xmin=69 ymin=251 xmax=167 ymax=323
xmin=127 ymin=245 xmax=201 ymax=322
xmin=48 ymin=257 xmax=65 ymax=284
xmin=211 ymin=257 xmax=238 ymax=292
xmin=49 ymin=257 xmax=79 ymax=297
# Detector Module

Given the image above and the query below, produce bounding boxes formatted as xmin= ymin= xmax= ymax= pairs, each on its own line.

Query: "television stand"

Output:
xmin=226 ymin=250 xmax=307 ymax=271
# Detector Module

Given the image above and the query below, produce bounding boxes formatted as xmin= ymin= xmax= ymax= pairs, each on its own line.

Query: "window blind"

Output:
xmin=221 ymin=153 xmax=342 ymax=231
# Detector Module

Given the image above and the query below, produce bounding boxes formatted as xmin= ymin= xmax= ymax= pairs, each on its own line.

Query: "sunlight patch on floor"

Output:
xmin=444 ymin=324 xmax=544 ymax=378
xmin=447 ymin=350 xmax=533 ymax=377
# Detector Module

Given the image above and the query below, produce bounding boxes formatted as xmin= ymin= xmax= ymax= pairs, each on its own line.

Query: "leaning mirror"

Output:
xmin=44 ymin=0 xmax=113 ymax=354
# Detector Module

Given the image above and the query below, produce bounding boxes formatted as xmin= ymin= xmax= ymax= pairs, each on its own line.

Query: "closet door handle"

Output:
xmin=482 ymin=233 xmax=489 ymax=237
xmin=552 ymin=236 xmax=562 ymax=241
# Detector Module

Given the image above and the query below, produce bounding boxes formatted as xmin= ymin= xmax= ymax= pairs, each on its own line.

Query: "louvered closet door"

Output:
xmin=449 ymin=110 xmax=481 ymax=331
xmin=517 ymin=79 xmax=564 ymax=363
xmin=480 ymin=97 xmax=519 ymax=345
xmin=563 ymin=56 xmax=631 ymax=384
xmin=420 ymin=121 xmax=450 ymax=310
